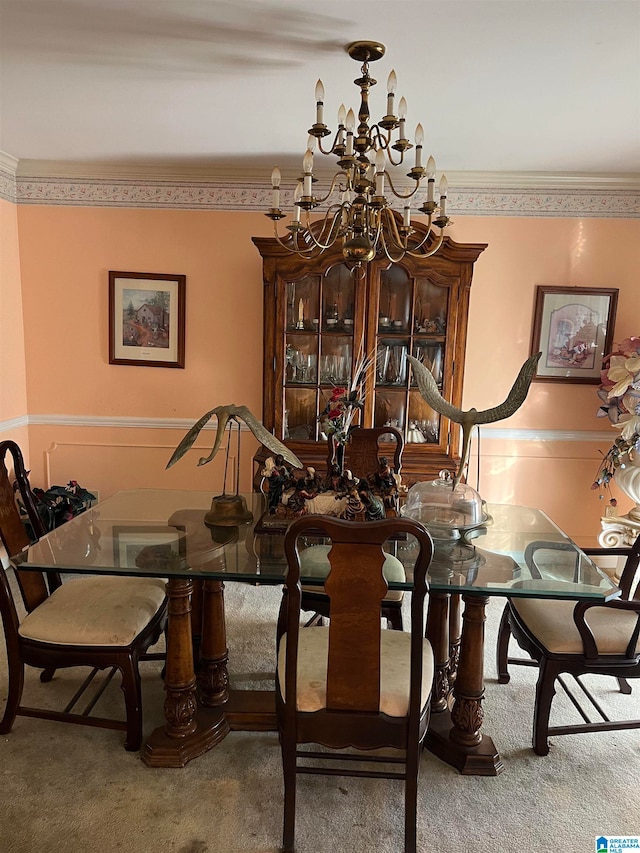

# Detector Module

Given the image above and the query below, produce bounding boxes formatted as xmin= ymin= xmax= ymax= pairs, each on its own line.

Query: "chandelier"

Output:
xmin=266 ymin=40 xmax=450 ymax=268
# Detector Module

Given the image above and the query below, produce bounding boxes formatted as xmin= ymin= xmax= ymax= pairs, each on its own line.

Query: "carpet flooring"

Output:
xmin=0 ymin=581 xmax=638 ymax=853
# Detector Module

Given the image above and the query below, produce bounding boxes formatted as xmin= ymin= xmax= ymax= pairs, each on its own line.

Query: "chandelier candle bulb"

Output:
xmin=293 ymin=183 xmax=302 ymax=223
xmin=386 ymin=69 xmax=397 ymax=115
xmin=345 ymin=108 xmax=355 ymax=155
xmin=337 ymin=104 xmax=346 ymax=146
xmin=315 ymin=79 xmax=325 ymax=124
xmin=439 ymin=174 xmax=448 ymax=217
xmin=426 ymin=156 xmax=436 ymax=202
xmin=271 ymin=166 xmax=281 ymax=209
xmin=414 ymin=124 xmax=424 ymax=168
xmin=303 ymin=149 xmax=314 ymax=196
xmin=398 ymin=96 xmax=407 ymax=142
xmin=375 ymin=148 xmax=386 ymax=195
xmin=403 ymin=202 xmax=411 ymax=228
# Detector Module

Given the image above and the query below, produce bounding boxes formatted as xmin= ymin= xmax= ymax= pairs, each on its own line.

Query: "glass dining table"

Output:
xmin=13 ymin=489 xmax=620 ymax=774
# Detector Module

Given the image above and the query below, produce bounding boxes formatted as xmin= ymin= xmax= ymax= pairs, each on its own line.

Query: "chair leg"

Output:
xmin=532 ymin=658 xmax=559 ymax=756
xmin=118 ymin=657 xmax=143 ymax=752
xmin=40 ymin=666 xmax=56 ymax=683
xmin=404 ymin=748 xmax=419 ymax=853
xmin=385 ymin=605 xmax=404 ymax=631
xmin=0 ymin=659 xmax=24 ymax=734
xmin=617 ymin=677 xmax=632 ymax=695
xmin=496 ymin=604 xmax=512 ymax=684
xmin=281 ymin=736 xmax=297 ymax=853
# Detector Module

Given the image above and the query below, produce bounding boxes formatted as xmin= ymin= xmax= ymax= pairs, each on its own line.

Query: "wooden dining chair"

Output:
xmin=0 ymin=439 xmax=168 ymax=751
xmin=496 ymin=535 xmax=640 ymax=755
xmin=277 ymin=514 xmax=435 ymax=853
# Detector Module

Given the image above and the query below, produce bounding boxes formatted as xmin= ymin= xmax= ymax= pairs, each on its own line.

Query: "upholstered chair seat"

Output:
xmin=19 ymin=576 xmax=167 ymax=646
xmin=511 ymin=598 xmax=639 ymax=656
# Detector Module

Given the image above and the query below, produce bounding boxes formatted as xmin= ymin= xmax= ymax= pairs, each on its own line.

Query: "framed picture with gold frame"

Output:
xmin=109 ymin=271 xmax=186 ymax=368
xmin=530 ymin=286 xmax=618 ymax=383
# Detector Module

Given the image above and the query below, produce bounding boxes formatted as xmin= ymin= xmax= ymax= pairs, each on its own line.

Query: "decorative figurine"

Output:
xmin=261 ymin=453 xmax=295 ymax=514
xmin=358 ymin=479 xmax=386 ymax=520
xmin=286 ymin=478 xmax=313 ymax=516
xmin=303 ymin=466 xmax=322 ymax=495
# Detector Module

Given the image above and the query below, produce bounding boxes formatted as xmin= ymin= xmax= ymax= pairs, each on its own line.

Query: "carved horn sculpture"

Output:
xmin=407 ymin=352 xmax=541 ymax=488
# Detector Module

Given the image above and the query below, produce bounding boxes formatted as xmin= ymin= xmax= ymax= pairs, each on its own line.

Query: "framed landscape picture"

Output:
xmin=530 ymin=286 xmax=618 ymax=383
xmin=109 ymin=271 xmax=186 ymax=368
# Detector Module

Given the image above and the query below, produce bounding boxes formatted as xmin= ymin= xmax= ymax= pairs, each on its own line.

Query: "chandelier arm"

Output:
xmin=383 ymin=227 xmax=447 ymax=262
xmin=316 ymin=128 xmax=346 ymax=157
xmin=383 ymin=146 xmax=405 ymax=168
xmin=271 ymin=223 xmax=319 ymax=257
xmin=396 ymin=218 xmax=434 ymax=253
xmin=378 ymin=224 xmax=409 ymax=265
xmin=368 ymin=124 xmax=392 ymax=151
xmin=384 ymin=172 xmax=422 ymax=200
xmin=311 ymin=172 xmax=351 ymax=205
xmin=382 ymin=207 xmax=410 ymax=250
xmin=411 ymin=229 xmax=446 ymax=258
xmin=300 ymin=208 xmax=343 ymax=251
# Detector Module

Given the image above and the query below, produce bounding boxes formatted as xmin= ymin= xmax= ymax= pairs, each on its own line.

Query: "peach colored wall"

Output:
xmin=0 ymin=198 xmax=29 ymax=443
xmin=0 ymin=198 xmax=29 ymax=462
xmin=16 ymin=207 xmax=266 ymax=418
xmin=11 ymin=203 xmax=640 ymax=541
xmin=447 ymin=216 xmax=640 ymax=542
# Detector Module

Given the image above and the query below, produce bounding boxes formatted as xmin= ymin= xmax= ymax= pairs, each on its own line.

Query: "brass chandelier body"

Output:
xmin=266 ymin=40 xmax=450 ymax=268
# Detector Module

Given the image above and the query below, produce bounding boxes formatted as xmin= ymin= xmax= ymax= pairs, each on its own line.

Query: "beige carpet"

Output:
xmin=0 ymin=581 xmax=638 ymax=853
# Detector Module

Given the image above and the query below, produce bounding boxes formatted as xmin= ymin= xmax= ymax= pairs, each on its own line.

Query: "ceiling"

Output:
xmin=1 ymin=0 xmax=639 ymax=185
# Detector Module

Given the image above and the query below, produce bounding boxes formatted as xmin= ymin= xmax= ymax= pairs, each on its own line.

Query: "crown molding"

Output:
xmin=15 ymin=159 xmax=640 ymax=189
xmin=0 ymin=151 xmax=18 ymax=203
xmin=7 ymin=157 xmax=639 ymax=217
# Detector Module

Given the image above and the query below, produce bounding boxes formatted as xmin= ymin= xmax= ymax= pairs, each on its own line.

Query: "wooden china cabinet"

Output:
xmin=252 ymin=220 xmax=486 ymax=487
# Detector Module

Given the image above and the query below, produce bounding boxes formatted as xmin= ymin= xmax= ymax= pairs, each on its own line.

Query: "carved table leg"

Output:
xmin=448 ymin=593 xmax=461 ymax=688
xmin=198 ymin=579 xmax=229 ymax=706
xmin=425 ymin=591 xmax=450 ymax=712
xmin=426 ymin=594 xmax=503 ymax=775
xmin=142 ymin=578 xmax=229 ymax=767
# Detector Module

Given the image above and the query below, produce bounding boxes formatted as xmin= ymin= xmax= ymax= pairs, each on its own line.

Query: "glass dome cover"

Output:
xmin=401 ymin=470 xmax=489 ymax=538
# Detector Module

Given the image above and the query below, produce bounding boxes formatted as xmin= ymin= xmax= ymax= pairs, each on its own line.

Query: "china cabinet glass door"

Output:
xmin=369 ymin=265 xmax=447 ymax=447
xmin=282 ymin=264 xmax=360 ymax=444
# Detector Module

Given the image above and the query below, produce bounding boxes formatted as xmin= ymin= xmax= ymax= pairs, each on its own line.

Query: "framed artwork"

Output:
xmin=109 ymin=271 xmax=186 ymax=368
xmin=113 ymin=525 xmax=186 ymax=571
xmin=530 ymin=286 xmax=618 ymax=383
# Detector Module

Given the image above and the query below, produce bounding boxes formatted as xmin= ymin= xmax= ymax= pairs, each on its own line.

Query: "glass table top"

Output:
xmin=13 ymin=489 xmax=620 ymax=601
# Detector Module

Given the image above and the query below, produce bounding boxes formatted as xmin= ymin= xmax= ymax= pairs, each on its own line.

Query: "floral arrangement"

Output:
xmin=592 ymin=336 xmax=640 ymax=503
xmin=318 ymin=343 xmax=375 ymax=447
xmin=319 ymin=385 xmax=365 ymax=446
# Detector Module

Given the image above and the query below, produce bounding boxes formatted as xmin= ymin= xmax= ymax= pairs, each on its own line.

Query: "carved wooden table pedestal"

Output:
xmin=425 ymin=591 xmax=504 ymax=776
